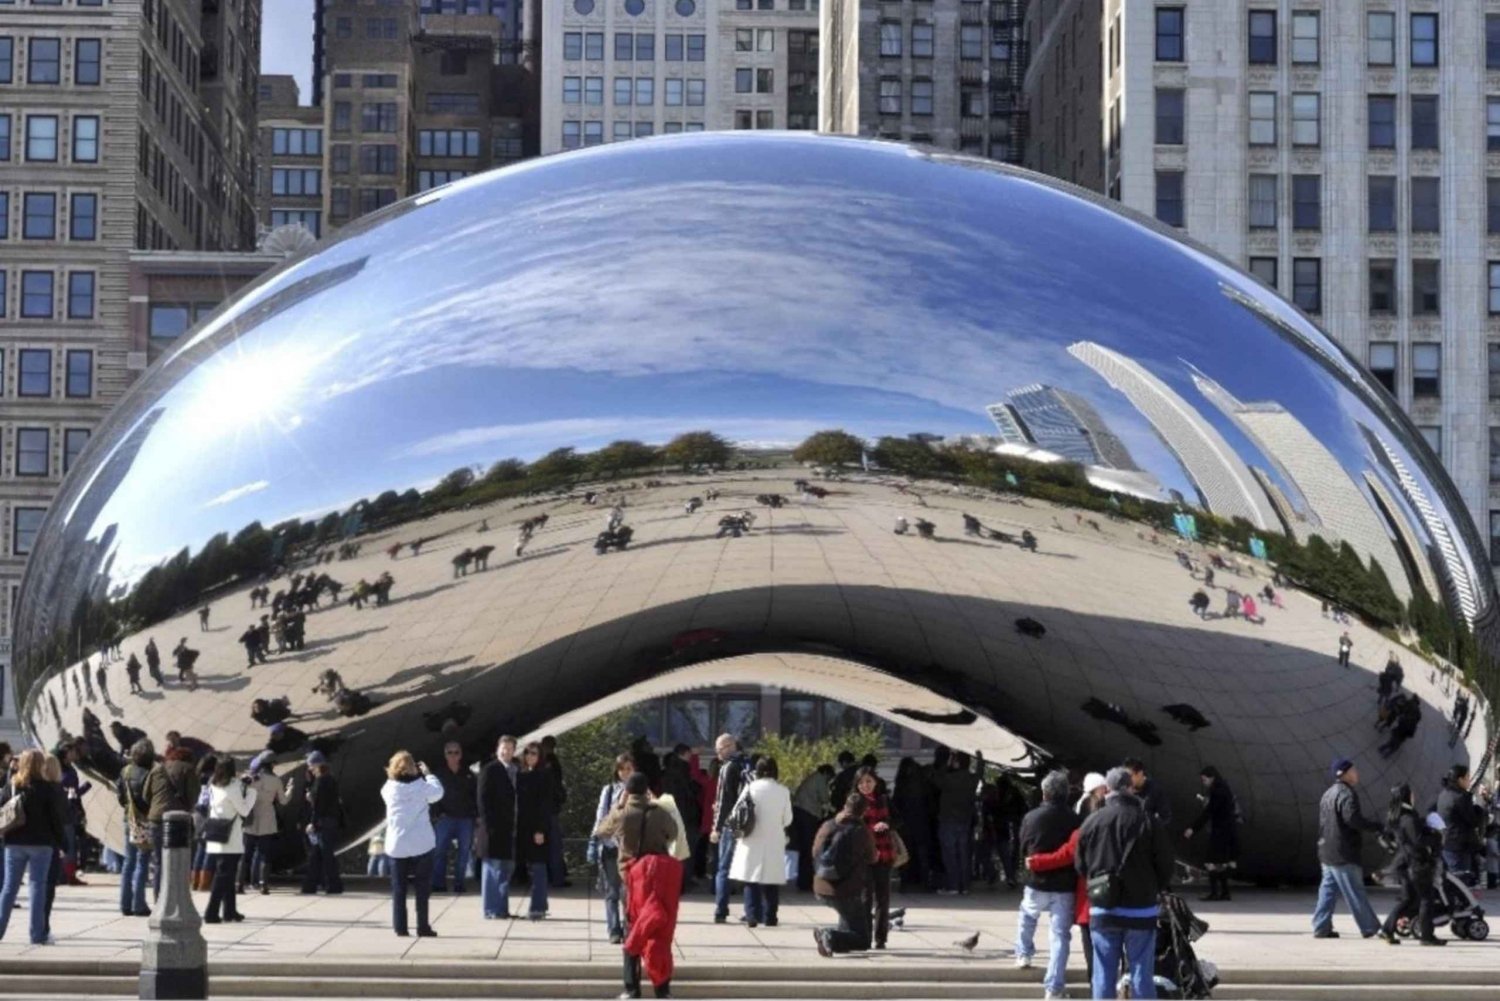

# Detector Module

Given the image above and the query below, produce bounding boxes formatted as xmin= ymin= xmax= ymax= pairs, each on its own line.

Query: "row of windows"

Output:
xmin=331 ymin=17 xmax=401 ymax=41
xmin=270 ymin=127 xmax=322 ymax=156
xmin=570 ymin=0 xmax=716 ymax=16
xmin=329 ymin=187 xmax=397 ymax=224
xmin=426 ymin=92 xmax=480 ymax=114
xmin=877 ymin=20 xmax=1008 ymax=62
xmin=0 ymin=347 xmax=94 ymax=398
xmin=0 ymin=36 xmax=101 ymax=87
xmin=269 ymin=209 xmax=320 ymax=237
xmin=147 ymin=301 xmax=217 ymax=343
xmin=733 ymin=109 xmax=775 ymax=130
xmin=1362 ymin=341 xmax=1443 ymax=399
xmin=417 ymin=169 xmax=469 ymax=192
xmin=1154 ymin=9 xmax=1451 ymax=70
xmin=331 ymin=102 xmax=398 ymax=135
xmin=6 ymin=426 xmax=90 ymax=478
xmin=1157 ymin=169 xmax=1452 ymax=238
xmin=331 ymin=72 xmax=399 ymax=90
xmin=418 ymin=129 xmax=480 ymax=158
xmin=877 ymin=77 xmax=935 ymax=117
xmin=1157 ymin=90 xmax=1463 ymax=153
xmin=0 ymin=270 xmax=96 ymax=322
xmin=734 ymin=68 xmax=773 ymax=95
xmin=563 ymin=76 xmax=707 ymax=106
xmin=0 ymin=191 xmax=98 ymax=241
xmin=0 ymin=113 xmax=98 ymax=163
xmin=270 ymin=167 xmax=321 ymax=196
xmin=562 ymin=32 xmax=707 ymax=62
xmin=561 ymin=119 xmax=704 ymax=149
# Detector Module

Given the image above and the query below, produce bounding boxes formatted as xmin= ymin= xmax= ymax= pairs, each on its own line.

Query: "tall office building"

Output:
xmin=822 ymin=0 xmax=1030 ymax=160
xmin=1002 ymin=382 xmax=1138 ymax=469
xmin=1069 ymin=342 xmax=1279 ymax=530
xmin=257 ymin=75 xmax=325 ymax=238
xmin=0 ymin=0 xmax=261 ymax=739
xmin=1195 ymin=372 xmax=1414 ymax=602
xmin=1024 ymin=2 xmax=1500 ymax=587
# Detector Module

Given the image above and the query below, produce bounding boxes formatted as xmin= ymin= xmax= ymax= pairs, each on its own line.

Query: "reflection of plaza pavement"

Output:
xmin=39 ymin=473 xmax=1488 ymax=877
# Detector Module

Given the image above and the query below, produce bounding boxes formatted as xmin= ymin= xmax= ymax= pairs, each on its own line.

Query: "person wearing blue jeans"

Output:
xmin=515 ymin=741 xmax=556 ymax=920
xmin=933 ymin=751 xmax=979 ymax=895
xmin=1015 ymin=771 xmax=1079 ymax=999
xmin=714 ymin=829 xmax=740 ymax=921
xmin=1017 ymin=887 xmax=1074 ymax=993
xmin=478 ymin=736 xmax=521 ymax=919
xmin=0 ymin=846 xmax=56 ymax=945
xmin=430 ymin=742 xmax=478 ymax=893
xmin=708 ymin=733 xmax=752 ymax=923
xmin=1091 ymin=925 xmax=1156 ymax=999
xmin=1311 ymin=760 xmax=1383 ymax=939
xmin=588 ymin=754 xmax=634 ymax=943
xmin=937 ymin=821 xmax=971 ymax=894
xmin=119 ymin=829 xmax=151 ymax=917
xmin=0 ymin=750 xmax=68 ymax=945
xmin=481 ymin=858 xmax=515 ymax=918
xmin=115 ymin=741 xmax=155 ymax=917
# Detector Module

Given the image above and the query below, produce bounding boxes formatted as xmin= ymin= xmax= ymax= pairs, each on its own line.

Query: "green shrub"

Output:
xmin=751 ymin=727 xmax=887 ymax=792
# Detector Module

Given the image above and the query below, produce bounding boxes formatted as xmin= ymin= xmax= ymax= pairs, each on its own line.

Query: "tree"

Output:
xmin=370 ymin=489 xmax=402 ymax=518
xmin=870 ymin=436 xmax=960 ymax=480
xmin=590 ymin=440 xmax=659 ymax=479
xmin=662 ymin=430 xmax=732 ymax=470
xmin=792 ymin=429 xmax=864 ymax=468
xmin=482 ymin=458 xmax=527 ymax=485
xmin=528 ymin=447 xmax=586 ymax=484
xmin=430 ymin=467 xmax=476 ymax=499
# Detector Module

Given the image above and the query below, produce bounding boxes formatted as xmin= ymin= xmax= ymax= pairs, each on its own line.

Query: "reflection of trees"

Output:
xmin=792 ymin=430 xmax=864 ymax=467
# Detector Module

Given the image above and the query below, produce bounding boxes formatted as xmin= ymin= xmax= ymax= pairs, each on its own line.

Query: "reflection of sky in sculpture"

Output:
xmin=62 ymin=134 xmax=1447 ymax=590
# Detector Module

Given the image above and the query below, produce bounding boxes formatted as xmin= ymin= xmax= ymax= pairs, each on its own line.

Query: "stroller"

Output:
xmin=1393 ymin=862 xmax=1490 ymax=941
xmin=1123 ymin=892 xmax=1218 ymax=999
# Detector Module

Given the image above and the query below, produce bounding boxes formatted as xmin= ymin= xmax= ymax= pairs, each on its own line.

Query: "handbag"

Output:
xmin=0 ymin=790 xmax=26 ymax=838
xmin=201 ymin=816 xmax=235 ymax=845
xmin=890 ymin=828 xmax=910 ymax=870
xmin=1086 ymin=820 xmax=1146 ymax=909
xmin=125 ymin=796 xmax=152 ymax=849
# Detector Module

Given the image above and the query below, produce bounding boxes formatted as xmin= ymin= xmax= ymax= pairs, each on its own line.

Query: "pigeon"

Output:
xmin=954 ymin=931 xmax=980 ymax=952
xmin=888 ymin=907 xmax=906 ymax=929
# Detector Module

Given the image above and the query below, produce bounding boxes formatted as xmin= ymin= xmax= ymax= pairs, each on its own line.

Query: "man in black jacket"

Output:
xmin=477 ymin=735 xmax=519 ymax=919
xmin=1435 ymin=764 xmax=1485 ymax=884
xmin=1014 ymin=771 xmax=1079 ymax=999
xmin=709 ymin=733 xmax=751 ymax=924
xmin=1311 ymin=758 xmax=1382 ymax=939
xmin=1076 ymin=767 xmax=1174 ymax=1000
xmin=1123 ymin=757 xmax=1172 ymax=825
xmin=431 ymin=741 xmax=478 ymax=893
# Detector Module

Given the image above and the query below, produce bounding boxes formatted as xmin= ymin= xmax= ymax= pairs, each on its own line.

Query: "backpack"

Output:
xmin=815 ymin=821 xmax=860 ymax=882
xmin=727 ymin=786 xmax=757 ymax=838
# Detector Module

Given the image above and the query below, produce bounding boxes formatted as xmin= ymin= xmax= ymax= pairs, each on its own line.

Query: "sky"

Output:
xmin=262 ymin=0 xmax=316 ymax=103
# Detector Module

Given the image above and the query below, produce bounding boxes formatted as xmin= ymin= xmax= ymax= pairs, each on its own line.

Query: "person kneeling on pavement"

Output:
xmin=811 ymin=793 xmax=879 ymax=957
xmin=595 ymin=771 xmax=683 ymax=1000
xmin=1075 ymin=767 xmax=1175 ymax=1000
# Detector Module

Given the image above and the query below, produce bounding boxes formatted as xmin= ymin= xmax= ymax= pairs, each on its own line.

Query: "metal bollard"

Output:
xmin=140 ymin=810 xmax=207 ymax=1000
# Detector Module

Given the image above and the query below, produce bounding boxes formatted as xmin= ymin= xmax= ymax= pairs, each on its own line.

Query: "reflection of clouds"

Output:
xmin=203 ymin=480 xmax=270 ymax=508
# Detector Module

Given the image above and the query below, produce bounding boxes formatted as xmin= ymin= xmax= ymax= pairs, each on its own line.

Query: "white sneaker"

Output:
xmin=1044 ymin=991 xmax=1071 ymax=1000
xmin=1014 ymin=954 xmax=1032 ymax=969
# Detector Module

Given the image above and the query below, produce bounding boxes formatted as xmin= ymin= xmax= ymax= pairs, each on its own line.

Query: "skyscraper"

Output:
xmin=1003 ymin=383 xmax=1139 ymax=470
xmin=1068 ymin=342 xmax=1278 ymax=530
xmin=1194 ymin=372 xmax=1413 ymax=602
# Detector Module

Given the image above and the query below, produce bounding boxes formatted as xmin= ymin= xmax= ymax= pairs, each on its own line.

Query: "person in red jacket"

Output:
xmin=1025 ymin=772 xmax=1106 ymax=983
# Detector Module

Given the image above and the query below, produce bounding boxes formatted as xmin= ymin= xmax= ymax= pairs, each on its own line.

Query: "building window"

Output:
xmin=615 ymin=32 xmax=633 ymax=60
xmin=878 ymin=77 xmax=900 ymax=115
xmin=1248 ymin=173 xmax=1277 ymax=230
xmin=960 ymin=25 xmax=982 ymax=60
xmin=1490 ymin=264 xmax=1500 ymax=315
xmin=1248 ymin=11 xmax=1276 ymax=65
xmin=735 ymin=68 xmax=751 ymax=94
xmin=1155 ymin=88 xmax=1184 ymax=145
xmin=1248 ymin=256 xmax=1277 ymax=290
xmin=636 ymin=77 xmax=654 ymax=104
xmin=332 ymin=102 xmax=351 ymax=133
xmin=583 ymin=122 xmax=603 ymax=146
xmin=20 ymin=272 xmax=52 ymax=319
xmin=665 ymin=34 xmax=683 ymax=60
xmin=563 ymin=76 xmax=581 ymax=104
xmin=587 ymin=32 xmax=605 ymax=60
xmin=0 ymin=192 xmax=7 ymax=239
xmin=561 ymin=120 xmax=581 ymax=148
xmin=12 ymin=508 xmax=44 ymax=556
xmin=1155 ymin=8 xmax=1184 ymax=62
xmin=1248 ymin=92 xmax=1276 ymax=145
xmin=360 ymin=103 xmax=398 ymax=132
xmin=911 ymin=79 xmax=933 ymax=116
xmin=1368 ymin=342 xmax=1397 ymax=394
xmin=28 ymin=38 xmax=60 ymax=84
xmin=1369 ymin=260 xmax=1396 ymax=314
xmin=330 ymin=187 xmax=350 ymax=222
xmin=1410 ymin=95 xmax=1438 ymax=151
xmin=1489 ymin=15 xmax=1500 ymax=70
xmin=635 ymin=34 xmax=654 ymax=61
xmin=148 ymin=303 xmax=190 ymax=343
xmin=67 ymin=272 xmax=94 ymax=319
xmin=665 ymin=78 xmax=683 ymax=105
xmin=72 ymin=116 xmax=99 ymax=163
xmin=358 ymin=145 xmax=396 ymax=174
xmin=583 ymin=77 xmax=603 ymax=105
xmin=687 ymin=34 xmax=705 ymax=60
xmin=1410 ymin=13 xmax=1438 ymax=68
xmin=271 ymin=128 xmax=322 ymax=155
xmin=879 ymin=20 xmax=901 ymax=57
xmin=18 ymin=348 xmax=50 ymax=395
xmin=1366 ymin=12 xmax=1394 ymax=66
xmin=1488 ymin=100 xmax=1500 ymax=151
xmin=1412 ymin=260 xmax=1440 ymax=315
xmin=563 ymin=32 xmax=582 ymax=59
xmin=1291 ymin=175 xmax=1320 ymax=231
xmin=755 ymin=68 xmax=772 ymax=93
xmin=1291 ymin=11 xmax=1318 ymax=64
xmin=1491 ymin=512 xmax=1500 ymax=564
xmin=1155 ymin=171 xmax=1184 ymax=227
xmin=356 ymin=188 xmax=397 ymax=215
xmin=270 ymin=209 xmax=320 ymax=237
xmin=686 ymin=79 xmax=704 ymax=105
xmin=1491 ymin=179 xmax=1500 ymax=235
xmin=26 ymin=116 xmax=58 ymax=161
xmin=15 ymin=428 xmax=47 ymax=477
xmin=272 ymin=168 xmax=321 ymax=195
xmin=65 ymin=350 xmax=91 ymax=396
xmin=74 ymin=38 xmax=101 ymax=85
xmin=0 ymin=114 xmax=9 ymax=161
xmin=1411 ymin=178 xmax=1440 ymax=234
xmin=22 ymin=192 xmax=55 ymax=240
xmin=734 ymin=110 xmax=752 ymax=130
xmin=911 ymin=21 xmax=934 ymax=58
xmin=1412 ymin=343 xmax=1441 ymax=397
xmin=331 ymin=144 xmax=351 ymax=173
xmin=1491 ymin=430 xmax=1500 ymax=483
xmin=1292 ymin=257 xmax=1320 ymax=313
xmin=1369 ymin=175 xmax=1396 ymax=232
xmin=1368 ymin=96 xmax=1395 ymax=149
xmin=439 ymin=50 xmax=468 ymax=75
xmin=1291 ymin=93 xmax=1319 ymax=146
xmin=1420 ymin=426 xmax=1442 ymax=460
xmin=0 ymin=37 xmax=10 ymax=83
xmin=62 ymin=428 xmax=88 ymax=474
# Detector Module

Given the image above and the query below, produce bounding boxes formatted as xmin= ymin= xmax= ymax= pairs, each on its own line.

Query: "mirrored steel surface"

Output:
xmin=16 ymin=134 xmax=1495 ymax=878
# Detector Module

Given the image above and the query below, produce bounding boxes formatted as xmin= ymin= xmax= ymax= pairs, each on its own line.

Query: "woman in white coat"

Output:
xmin=381 ymin=750 xmax=444 ymax=937
xmin=729 ymin=757 xmax=794 ymax=927
xmin=204 ymin=756 xmax=257 ymax=924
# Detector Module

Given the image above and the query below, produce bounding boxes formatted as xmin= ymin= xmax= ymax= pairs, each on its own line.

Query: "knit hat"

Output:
xmin=1082 ymin=772 xmax=1107 ymax=796
xmin=306 ymin=750 xmax=327 ymax=767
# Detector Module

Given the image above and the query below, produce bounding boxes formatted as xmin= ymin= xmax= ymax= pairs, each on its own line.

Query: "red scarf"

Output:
xmin=623 ymin=854 xmax=683 ymax=988
xmin=862 ymin=792 xmax=894 ymax=865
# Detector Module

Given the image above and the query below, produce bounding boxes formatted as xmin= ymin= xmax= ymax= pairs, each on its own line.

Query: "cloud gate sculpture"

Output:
xmin=15 ymin=134 xmax=1496 ymax=880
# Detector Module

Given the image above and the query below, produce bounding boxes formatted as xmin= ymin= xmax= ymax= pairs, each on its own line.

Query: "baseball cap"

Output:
xmin=1331 ymin=757 xmax=1354 ymax=779
xmin=306 ymin=750 xmax=328 ymax=767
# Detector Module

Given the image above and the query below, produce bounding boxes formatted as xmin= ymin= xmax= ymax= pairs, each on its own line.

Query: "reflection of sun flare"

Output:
xmin=179 ymin=342 xmax=319 ymax=438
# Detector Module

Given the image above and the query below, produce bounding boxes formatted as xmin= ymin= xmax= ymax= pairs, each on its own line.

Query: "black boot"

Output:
xmin=654 ymin=981 xmax=672 ymax=999
xmin=619 ymin=954 xmax=642 ymax=999
xmin=1217 ymin=873 xmax=1232 ymax=900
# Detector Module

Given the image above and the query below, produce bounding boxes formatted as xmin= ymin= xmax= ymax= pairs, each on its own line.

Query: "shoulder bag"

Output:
xmin=202 ymin=814 xmax=235 ymax=844
xmin=1086 ymin=819 xmax=1147 ymax=910
xmin=0 ymin=789 xmax=26 ymax=838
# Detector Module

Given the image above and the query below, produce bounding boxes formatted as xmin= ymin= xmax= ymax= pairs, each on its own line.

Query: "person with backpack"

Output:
xmin=1379 ymin=782 xmax=1444 ymax=946
xmin=811 ymin=793 xmax=878 ymax=957
xmin=588 ymin=753 xmax=636 ymax=944
xmin=729 ymin=757 xmax=794 ymax=928
xmin=114 ymin=739 xmax=155 ymax=917
xmin=0 ymin=750 xmax=67 ymax=945
xmin=142 ymin=744 xmax=200 ymax=901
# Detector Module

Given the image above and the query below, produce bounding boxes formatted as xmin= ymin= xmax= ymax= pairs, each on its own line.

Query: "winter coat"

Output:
xmin=1018 ymin=800 xmax=1080 ymax=893
xmin=1317 ymin=781 xmax=1382 ymax=866
xmin=433 ymin=763 xmax=478 ymax=820
xmin=689 ymin=757 xmax=714 ymax=836
xmin=143 ymin=755 xmax=200 ymax=822
xmin=1188 ymin=779 xmax=1239 ymax=865
xmin=514 ymin=767 xmax=554 ymax=866
xmin=1138 ymin=776 xmax=1173 ymax=824
xmin=205 ymin=781 xmax=257 ymax=856
xmin=245 ymin=772 xmax=288 ymax=837
xmin=381 ymin=773 xmax=443 ymax=859
xmin=1028 ymin=828 xmax=1087 ymax=924
xmin=477 ymin=759 xmax=519 ymax=861
xmin=933 ymin=765 xmax=978 ymax=825
xmin=711 ymin=754 xmax=751 ymax=833
xmin=1436 ymin=784 xmax=1485 ymax=854
xmin=660 ymin=758 xmax=702 ymax=835
xmin=729 ymin=777 xmax=794 ymax=884
xmin=305 ymin=772 xmax=343 ymax=827
xmin=861 ymin=790 xmax=896 ymax=866
xmin=1386 ymin=805 xmax=1436 ymax=879
xmin=0 ymin=779 xmax=66 ymax=847
xmin=1075 ymin=792 xmax=1175 ymax=929
xmin=594 ymin=793 xmax=680 ymax=864
xmin=811 ymin=816 xmax=876 ymax=899
xmin=793 ymin=769 xmax=833 ymax=819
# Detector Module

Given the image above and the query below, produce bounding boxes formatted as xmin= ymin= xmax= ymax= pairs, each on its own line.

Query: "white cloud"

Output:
xmin=202 ymin=480 xmax=271 ymax=508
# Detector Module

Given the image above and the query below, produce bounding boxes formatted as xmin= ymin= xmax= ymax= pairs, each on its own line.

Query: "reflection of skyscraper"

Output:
xmin=1194 ymin=374 xmax=1411 ymax=601
xmin=1250 ymin=467 xmax=1305 ymax=539
xmin=1364 ymin=471 xmax=1443 ymax=604
xmin=1359 ymin=423 xmax=1484 ymax=624
xmin=990 ymin=384 xmax=1140 ymax=470
xmin=1068 ymin=342 xmax=1277 ymax=530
